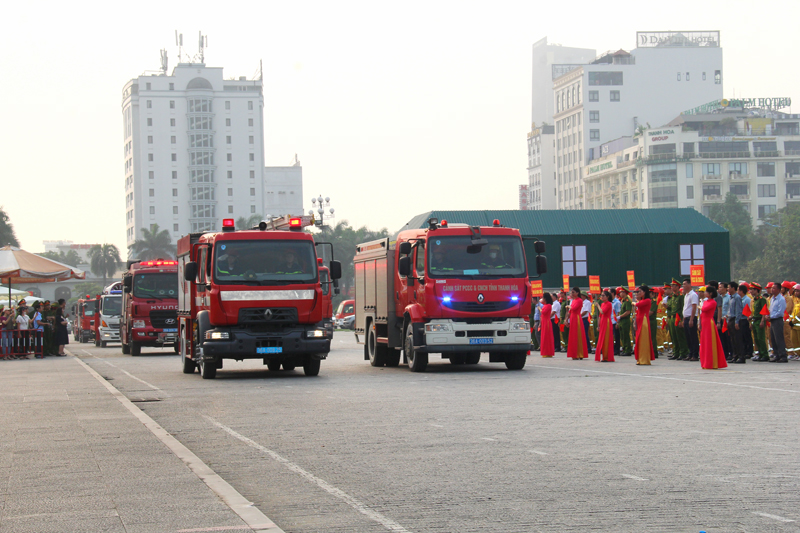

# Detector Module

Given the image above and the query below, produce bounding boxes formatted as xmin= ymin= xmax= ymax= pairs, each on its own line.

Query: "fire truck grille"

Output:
xmin=444 ymin=301 xmax=515 ymax=313
xmin=255 ymin=339 xmax=283 ymax=349
xmin=239 ymin=307 xmax=298 ymax=324
xmin=150 ymin=310 xmax=178 ymax=329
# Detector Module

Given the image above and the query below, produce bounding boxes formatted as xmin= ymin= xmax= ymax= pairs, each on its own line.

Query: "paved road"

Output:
xmin=70 ymin=333 xmax=800 ymax=533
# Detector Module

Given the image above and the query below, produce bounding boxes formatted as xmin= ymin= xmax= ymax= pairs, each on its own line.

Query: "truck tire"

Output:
xmin=200 ymin=357 xmax=217 ymax=379
xmin=449 ymin=353 xmax=466 ymax=365
xmin=267 ymin=360 xmax=281 ymax=372
xmin=121 ymin=340 xmax=130 ymax=354
xmin=182 ymin=351 xmax=196 ymax=374
xmin=505 ymin=351 xmax=527 ymax=370
xmin=303 ymin=356 xmax=321 ymax=376
xmin=385 ymin=349 xmax=401 ymax=367
xmin=405 ymin=322 xmax=427 ymax=372
xmin=95 ymin=336 xmax=101 ymax=347
xmin=173 ymin=343 xmax=180 ymax=354
xmin=465 ymin=353 xmax=481 ymax=365
xmin=367 ymin=323 xmax=387 ymax=367
xmin=131 ymin=342 xmax=141 ymax=357
xmin=101 ymin=341 xmax=108 ymax=348
xmin=81 ymin=333 xmax=88 ymax=343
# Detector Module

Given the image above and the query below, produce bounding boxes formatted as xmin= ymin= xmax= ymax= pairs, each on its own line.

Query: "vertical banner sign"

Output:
xmin=589 ymin=276 xmax=601 ymax=294
xmin=562 ymin=275 xmax=570 ymax=292
xmin=626 ymin=270 xmax=636 ymax=291
xmin=690 ymin=264 xmax=705 ymax=286
xmin=530 ymin=280 xmax=544 ymax=298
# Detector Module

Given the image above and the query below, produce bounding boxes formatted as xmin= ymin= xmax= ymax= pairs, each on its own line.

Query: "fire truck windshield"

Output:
xmin=214 ymin=240 xmax=317 ymax=284
xmin=133 ymin=273 xmax=178 ymax=299
xmin=102 ymin=296 xmax=122 ymax=316
xmin=82 ymin=301 xmax=96 ymax=316
xmin=428 ymin=236 xmax=526 ymax=279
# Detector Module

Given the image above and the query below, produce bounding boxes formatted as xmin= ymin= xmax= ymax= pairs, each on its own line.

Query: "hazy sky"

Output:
xmin=2 ymin=0 xmax=798 ymax=255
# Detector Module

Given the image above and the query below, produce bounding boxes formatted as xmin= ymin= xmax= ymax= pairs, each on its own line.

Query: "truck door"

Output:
xmin=413 ymin=241 xmax=426 ymax=307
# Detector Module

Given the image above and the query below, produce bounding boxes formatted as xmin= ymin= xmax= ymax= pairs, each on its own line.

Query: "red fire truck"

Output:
xmin=177 ymin=216 xmax=341 ymax=379
xmin=354 ymin=217 xmax=546 ymax=372
xmin=121 ymin=260 xmax=179 ymax=356
xmin=73 ymin=296 xmax=98 ymax=343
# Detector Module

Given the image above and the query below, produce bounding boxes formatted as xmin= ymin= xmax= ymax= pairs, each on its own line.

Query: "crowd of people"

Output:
xmin=530 ymin=279 xmax=800 ymax=370
xmin=0 ymin=299 xmax=70 ymax=359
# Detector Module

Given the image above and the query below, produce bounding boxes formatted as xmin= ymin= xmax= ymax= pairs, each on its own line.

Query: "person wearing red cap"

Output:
xmin=781 ymin=281 xmax=795 ymax=355
xmin=749 ymin=283 xmax=769 ymax=361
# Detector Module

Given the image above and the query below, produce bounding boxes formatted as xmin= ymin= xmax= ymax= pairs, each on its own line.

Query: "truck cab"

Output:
xmin=95 ymin=283 xmax=123 ymax=347
xmin=74 ymin=297 xmax=97 ymax=343
xmin=121 ymin=259 xmax=179 ymax=356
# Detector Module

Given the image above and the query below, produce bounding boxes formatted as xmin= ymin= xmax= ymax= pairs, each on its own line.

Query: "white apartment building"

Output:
xmin=122 ymin=61 xmax=270 ymax=252
xmin=525 ymin=124 xmax=555 ymax=210
xmin=531 ymin=37 xmax=596 ymax=127
xmin=584 ymin=106 xmax=800 ymax=228
xmin=263 ymin=165 xmax=303 ymax=218
xmin=550 ymin=31 xmax=723 ymax=210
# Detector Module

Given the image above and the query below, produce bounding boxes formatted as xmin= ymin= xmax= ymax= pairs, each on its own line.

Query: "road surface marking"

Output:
xmin=621 ymin=474 xmax=649 ymax=481
xmin=204 ymin=415 xmax=413 ymax=533
xmin=536 ymin=365 xmax=800 ymax=394
xmin=617 ymin=417 xmax=633 ymax=421
xmin=481 ymin=437 xmax=497 ymax=441
xmin=529 ymin=450 xmax=548 ymax=456
xmin=430 ymin=424 xmax=444 ymax=428
xmin=71 ymin=355 xmax=283 ymax=533
xmin=752 ymin=512 xmax=795 ymax=522
xmin=102 ymin=360 xmax=162 ymax=391
xmin=178 ymin=526 xmax=269 ymax=532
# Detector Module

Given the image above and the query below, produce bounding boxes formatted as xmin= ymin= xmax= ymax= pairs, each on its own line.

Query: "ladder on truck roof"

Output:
xmin=257 ymin=215 xmax=316 ymax=231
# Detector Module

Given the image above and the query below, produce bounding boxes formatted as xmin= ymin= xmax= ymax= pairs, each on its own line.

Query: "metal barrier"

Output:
xmin=1 ymin=330 xmax=44 ymax=358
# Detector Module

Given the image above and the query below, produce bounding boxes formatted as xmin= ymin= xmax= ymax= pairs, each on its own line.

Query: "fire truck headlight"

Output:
xmin=306 ymin=329 xmax=325 ymax=338
xmin=132 ymin=320 xmax=145 ymax=329
xmin=207 ymin=331 xmax=230 ymax=340
xmin=425 ymin=323 xmax=452 ymax=333
xmin=511 ymin=321 xmax=530 ymax=331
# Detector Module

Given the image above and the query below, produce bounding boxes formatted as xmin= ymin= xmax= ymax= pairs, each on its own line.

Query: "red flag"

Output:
xmin=675 ymin=315 xmax=681 ymax=326
xmin=742 ymin=305 xmax=752 ymax=317
xmin=559 ymin=324 xmax=565 ymax=332
xmin=760 ymin=305 xmax=770 ymax=316
xmin=554 ymin=316 xmax=559 ymax=324
xmin=722 ymin=320 xmax=728 ymax=333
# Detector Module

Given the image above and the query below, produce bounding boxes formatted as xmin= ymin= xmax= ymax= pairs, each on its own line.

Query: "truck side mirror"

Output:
xmin=123 ymin=286 xmax=131 ymax=294
xmin=329 ymin=260 xmax=342 ymax=280
xmin=398 ymin=242 xmax=412 ymax=256
xmin=536 ymin=255 xmax=548 ymax=275
xmin=398 ymin=256 xmax=411 ymax=277
xmin=184 ymin=262 xmax=198 ymax=281
xmin=534 ymin=241 xmax=546 ymax=254
xmin=122 ymin=276 xmax=132 ymax=288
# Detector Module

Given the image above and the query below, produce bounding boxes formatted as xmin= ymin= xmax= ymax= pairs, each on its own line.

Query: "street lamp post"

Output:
xmin=309 ymin=195 xmax=335 ymax=228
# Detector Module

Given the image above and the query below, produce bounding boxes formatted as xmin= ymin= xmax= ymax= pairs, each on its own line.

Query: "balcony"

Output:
xmin=702 ymin=174 xmax=723 ymax=181
xmin=617 ymin=159 xmax=636 ymax=168
xmin=703 ymin=194 xmax=723 ymax=202
xmin=637 ymin=154 xmax=690 ymax=166
xmin=735 ymin=194 xmax=751 ymax=201
xmin=728 ymin=173 xmax=750 ymax=181
xmin=754 ymin=151 xmax=781 ymax=158
xmin=698 ymin=151 xmax=751 ymax=159
xmin=786 ymin=173 xmax=800 ymax=181
xmin=786 ymin=194 xmax=800 ymax=202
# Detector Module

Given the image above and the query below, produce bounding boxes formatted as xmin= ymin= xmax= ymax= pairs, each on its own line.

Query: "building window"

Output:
xmin=225 ymin=101 xmax=230 ymax=110
xmin=590 ymin=130 xmax=600 ymax=141
xmin=757 ymin=184 xmax=776 ymax=197
xmin=226 ymin=118 xmax=231 ymax=127
xmin=170 ymin=136 xmax=176 ymax=144
xmin=148 ymin=153 xmax=154 ymax=162
xmin=730 ymin=184 xmax=748 ymax=196
xmin=227 ymin=153 xmax=232 ymax=162
xmin=729 ymin=162 xmax=747 ymax=176
xmin=610 ymin=91 xmax=620 ymax=102
xmin=228 ymin=205 xmax=233 ymax=214
xmin=147 ymin=136 xmax=153 ymax=144
xmin=249 ymin=153 xmax=255 ymax=161
xmin=172 ymin=171 xmax=177 ymax=180
xmin=227 ymin=171 xmax=233 ymax=179
xmin=173 ymin=206 xmax=178 ymax=214
xmin=173 ymin=224 xmax=179 ymax=232
xmin=251 ymin=205 xmax=256 ymax=213
xmin=170 ymin=118 xmax=175 ymax=127
xmin=588 ymin=91 xmax=598 ymax=102
xmin=686 ymin=164 xmax=693 ymax=178
xmin=228 ymin=188 xmax=233 ymax=197
xmin=169 ymin=100 xmax=175 ymax=109
xmin=250 ymin=188 xmax=256 ymax=196
xmin=686 ymin=72 xmax=690 ymax=81
xmin=702 ymin=163 xmax=721 ymax=176
xmin=149 ymin=189 xmax=154 ymax=197
xmin=562 ymin=245 xmax=587 ymax=277
xmin=758 ymin=204 xmax=777 ymax=219
xmin=146 ymin=83 xmax=151 ymax=90
xmin=190 ymin=186 xmax=215 ymax=201
xmin=226 ymin=136 xmax=232 ymax=144
xmin=248 ymin=119 xmax=253 ymax=127
xmin=757 ymin=162 xmax=775 ymax=177
xmin=171 ymin=153 xmax=177 ymax=161
xmin=677 ymin=72 xmax=681 ymax=81
xmin=169 ymin=83 xmax=174 ymax=90
xmin=680 ymin=244 xmax=704 ymax=276
xmin=249 ymin=136 xmax=254 ymax=144
xmin=248 ymin=101 xmax=253 ymax=110
xmin=172 ymin=188 xmax=178 ymax=197
xmin=148 ymin=171 xmax=154 ymax=180
xmin=146 ymin=100 xmax=152 ymax=108
xmin=702 ymin=184 xmax=721 ymax=197
xmin=589 ymin=111 xmax=599 ymax=123
xmin=147 ymin=118 xmax=152 ymax=126
xmin=588 ymin=72 xmax=623 ymax=86
xmin=250 ymin=170 xmax=255 ymax=179
xmin=714 ymin=70 xmax=721 ymax=84
xmin=149 ymin=206 xmax=155 ymax=215
xmin=687 ymin=186 xmax=694 ymax=199
xmin=683 ymin=142 xmax=695 ymax=155
xmin=703 ymin=72 xmax=706 ymax=81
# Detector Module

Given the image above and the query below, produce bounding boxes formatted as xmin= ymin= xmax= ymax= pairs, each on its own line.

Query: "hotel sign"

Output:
xmin=683 ymin=97 xmax=792 ymax=115
xmin=637 ymin=31 xmax=719 ymax=48
xmin=587 ymin=161 xmax=614 ymax=175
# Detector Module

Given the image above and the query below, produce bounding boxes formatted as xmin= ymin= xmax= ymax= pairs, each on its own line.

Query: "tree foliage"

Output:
xmin=0 ymin=207 xmax=20 ymax=247
xmin=236 ymin=214 xmax=263 ymax=230
xmin=88 ymin=244 xmax=121 ymax=287
xmin=708 ymin=193 xmax=758 ymax=267
xmin=37 ymin=250 xmax=82 ymax=268
xmin=129 ymin=224 xmax=176 ymax=260
xmin=313 ymin=220 xmax=389 ymax=308
xmin=737 ymin=204 xmax=800 ymax=282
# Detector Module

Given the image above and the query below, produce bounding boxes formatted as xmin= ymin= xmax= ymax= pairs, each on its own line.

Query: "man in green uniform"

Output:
xmin=618 ymin=287 xmax=633 ymax=356
xmin=559 ymin=292 xmax=569 ymax=350
xmin=670 ymin=279 xmax=689 ymax=360
xmin=661 ymin=284 xmax=673 ymax=354
xmin=750 ymin=283 xmax=769 ymax=361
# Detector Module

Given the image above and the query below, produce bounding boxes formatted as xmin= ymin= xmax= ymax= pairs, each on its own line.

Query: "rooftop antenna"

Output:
xmin=159 ymin=48 xmax=168 ymax=74
xmin=175 ymin=30 xmax=184 ymax=63
xmin=198 ymin=31 xmax=207 ymax=64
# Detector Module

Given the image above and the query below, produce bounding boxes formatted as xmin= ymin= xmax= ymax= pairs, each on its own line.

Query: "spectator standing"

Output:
xmin=682 ymin=279 xmax=700 ymax=362
xmin=15 ymin=306 xmax=30 ymax=358
xmin=781 ymin=281 xmax=795 ymax=355
xmin=539 ymin=293 xmax=555 ymax=357
xmin=749 ymin=283 xmax=769 ymax=361
xmin=581 ymin=292 xmax=592 ymax=354
xmin=559 ymin=292 xmax=570 ymax=351
xmin=611 ymin=288 xmax=622 ymax=355
xmin=594 ymin=290 xmax=615 ymax=362
xmin=700 ymin=285 xmax=728 ymax=370
xmin=1 ymin=308 xmax=15 ymax=359
xmin=727 ymin=281 xmax=745 ymax=364
xmin=31 ymin=302 xmax=46 ymax=358
xmin=740 ymin=283 xmax=754 ymax=358
xmin=54 ymin=299 xmax=69 ymax=356
xmin=617 ymin=288 xmax=633 ymax=356
xmin=551 ymin=294 xmax=562 ymax=352
xmin=634 ymin=285 xmax=654 ymax=365
xmin=766 ymin=282 xmax=788 ymax=363
xmin=566 ymin=287 xmax=587 ymax=360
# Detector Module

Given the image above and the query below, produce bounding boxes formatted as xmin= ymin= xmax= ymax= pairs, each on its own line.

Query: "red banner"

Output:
xmin=626 ymin=270 xmax=635 ymax=291
xmin=589 ymin=276 xmax=601 ymax=294
xmin=690 ymin=264 xmax=705 ymax=286
xmin=562 ymin=275 xmax=570 ymax=292
xmin=530 ymin=280 xmax=543 ymax=298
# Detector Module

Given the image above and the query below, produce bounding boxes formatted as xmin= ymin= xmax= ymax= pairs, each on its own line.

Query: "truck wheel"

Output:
xmin=405 ymin=323 xmax=427 ymax=372
xmin=465 ymin=353 xmax=481 ymax=365
xmin=131 ymin=342 xmax=141 ymax=357
xmin=505 ymin=351 xmax=527 ymax=370
xmin=182 ymin=351 xmax=196 ymax=374
xmin=367 ymin=323 xmax=387 ymax=367
xmin=385 ymin=349 xmax=401 ymax=367
xmin=173 ymin=343 xmax=180 ymax=354
xmin=95 ymin=336 xmax=101 ymax=347
xmin=267 ymin=360 xmax=281 ymax=372
xmin=101 ymin=341 xmax=108 ymax=348
xmin=121 ymin=341 xmax=130 ymax=354
xmin=303 ymin=356 xmax=321 ymax=376
xmin=81 ymin=333 xmax=88 ymax=343
xmin=200 ymin=357 xmax=217 ymax=379
xmin=449 ymin=353 xmax=466 ymax=365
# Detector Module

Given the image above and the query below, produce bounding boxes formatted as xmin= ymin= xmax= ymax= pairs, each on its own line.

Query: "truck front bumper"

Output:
xmin=419 ymin=318 xmax=531 ymax=354
xmin=132 ymin=328 xmax=178 ymax=346
xmin=99 ymin=327 xmax=120 ymax=342
xmin=202 ymin=326 xmax=331 ymax=360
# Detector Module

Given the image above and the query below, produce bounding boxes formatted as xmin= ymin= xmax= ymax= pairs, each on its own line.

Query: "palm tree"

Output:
xmin=129 ymin=224 xmax=176 ymax=260
xmin=88 ymin=244 xmax=121 ymax=287
xmin=0 ymin=207 xmax=20 ymax=247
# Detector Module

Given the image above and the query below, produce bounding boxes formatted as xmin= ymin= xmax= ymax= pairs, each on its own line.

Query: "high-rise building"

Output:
xmin=534 ymin=31 xmax=724 ymax=210
xmin=122 ymin=60 xmax=271 ymax=252
xmin=525 ymin=124 xmax=555 ymax=210
xmin=531 ymin=37 xmax=596 ymax=127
